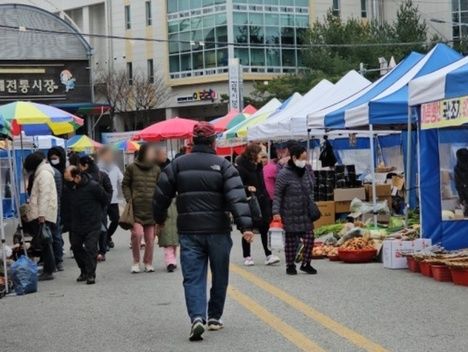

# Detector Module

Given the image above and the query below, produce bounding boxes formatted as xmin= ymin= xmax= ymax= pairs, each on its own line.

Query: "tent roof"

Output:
xmin=409 ymin=55 xmax=468 ymax=106
xmin=309 ymin=52 xmax=424 ymax=129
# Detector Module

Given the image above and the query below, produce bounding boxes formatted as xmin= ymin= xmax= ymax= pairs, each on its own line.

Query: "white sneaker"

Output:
xmin=131 ymin=264 xmax=141 ymax=273
xmin=144 ymin=265 xmax=155 ymax=273
xmin=243 ymin=257 xmax=255 ymax=266
xmin=265 ymin=255 xmax=281 ymax=266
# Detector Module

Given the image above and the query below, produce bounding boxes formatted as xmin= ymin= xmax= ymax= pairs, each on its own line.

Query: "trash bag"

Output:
xmin=11 ymin=255 xmax=38 ymax=295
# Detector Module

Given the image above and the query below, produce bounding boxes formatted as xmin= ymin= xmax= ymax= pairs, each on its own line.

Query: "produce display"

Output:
xmin=339 ymin=237 xmax=375 ymax=251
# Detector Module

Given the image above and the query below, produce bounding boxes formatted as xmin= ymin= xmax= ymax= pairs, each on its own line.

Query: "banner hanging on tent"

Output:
xmin=421 ymin=95 xmax=468 ymax=130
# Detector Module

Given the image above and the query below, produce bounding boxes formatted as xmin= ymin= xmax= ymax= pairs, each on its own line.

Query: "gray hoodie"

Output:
xmin=98 ymin=162 xmax=123 ymax=204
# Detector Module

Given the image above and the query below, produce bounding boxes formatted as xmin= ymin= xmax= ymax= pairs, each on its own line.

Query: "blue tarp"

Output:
xmin=324 ymin=52 xmax=424 ymax=128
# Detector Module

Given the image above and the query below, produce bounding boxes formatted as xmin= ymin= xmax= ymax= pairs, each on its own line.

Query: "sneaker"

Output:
xmin=300 ymin=264 xmax=317 ymax=275
xmin=243 ymin=257 xmax=255 ymax=266
xmin=56 ymin=262 xmax=64 ymax=272
xmin=38 ymin=272 xmax=54 ymax=281
xmin=144 ymin=265 xmax=155 ymax=273
xmin=76 ymin=273 xmax=87 ymax=282
xmin=189 ymin=318 xmax=206 ymax=342
xmin=265 ymin=255 xmax=280 ymax=266
xmin=86 ymin=276 xmax=96 ymax=285
xmin=97 ymin=254 xmax=106 ymax=262
xmin=167 ymin=264 xmax=177 ymax=273
xmin=286 ymin=264 xmax=297 ymax=275
xmin=131 ymin=264 xmax=141 ymax=273
xmin=207 ymin=318 xmax=224 ymax=331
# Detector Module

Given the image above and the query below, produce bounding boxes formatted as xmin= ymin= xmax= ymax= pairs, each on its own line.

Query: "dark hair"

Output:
xmin=137 ymin=143 xmax=151 ymax=162
xmin=242 ymin=143 xmax=262 ymax=163
xmin=69 ymin=166 xmax=81 ymax=178
xmin=68 ymin=152 xmax=80 ymax=166
xmin=193 ymin=135 xmax=215 ymax=146
xmin=269 ymin=145 xmax=278 ymax=160
xmin=79 ymin=155 xmax=95 ymax=168
xmin=24 ymin=151 xmax=46 ymax=173
xmin=47 ymin=146 xmax=66 ymax=174
xmin=288 ymin=143 xmax=306 ymax=160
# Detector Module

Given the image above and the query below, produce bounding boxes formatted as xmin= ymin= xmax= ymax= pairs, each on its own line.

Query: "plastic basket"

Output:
xmin=407 ymin=256 xmax=420 ymax=273
xmin=338 ymin=249 xmax=377 ymax=263
xmin=419 ymin=261 xmax=432 ymax=277
xmin=431 ymin=264 xmax=452 ymax=282
xmin=450 ymin=268 xmax=468 ymax=286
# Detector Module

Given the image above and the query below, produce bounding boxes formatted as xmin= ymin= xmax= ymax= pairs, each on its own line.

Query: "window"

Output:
xmin=361 ymin=0 xmax=367 ymax=18
xmin=147 ymin=59 xmax=154 ymax=83
xmin=127 ymin=62 xmax=133 ymax=85
xmin=332 ymin=0 xmax=340 ymax=17
xmin=146 ymin=1 xmax=152 ymax=26
xmin=125 ymin=5 xmax=131 ymax=29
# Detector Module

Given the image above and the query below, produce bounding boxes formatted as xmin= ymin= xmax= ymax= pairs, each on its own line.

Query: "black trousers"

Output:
xmin=242 ymin=222 xmax=272 ymax=258
xmin=26 ymin=220 xmax=56 ymax=275
xmin=107 ymin=204 xmax=120 ymax=240
xmin=70 ymin=230 xmax=100 ymax=278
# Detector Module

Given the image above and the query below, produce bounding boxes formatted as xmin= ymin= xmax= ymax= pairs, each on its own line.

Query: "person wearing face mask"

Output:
xmin=47 ymin=147 xmax=66 ymax=271
xmin=273 ymin=143 xmax=317 ymax=276
xmin=65 ymin=166 xmax=110 ymax=284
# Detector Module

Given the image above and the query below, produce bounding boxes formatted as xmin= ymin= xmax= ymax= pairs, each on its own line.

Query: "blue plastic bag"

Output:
xmin=11 ymin=255 xmax=38 ymax=295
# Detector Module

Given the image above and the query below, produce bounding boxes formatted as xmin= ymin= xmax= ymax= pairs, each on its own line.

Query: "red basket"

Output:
xmin=419 ymin=261 xmax=432 ymax=277
xmin=431 ymin=265 xmax=452 ymax=282
xmin=328 ymin=255 xmax=341 ymax=262
xmin=407 ymin=256 xmax=420 ymax=273
xmin=338 ymin=249 xmax=377 ymax=263
xmin=450 ymin=268 xmax=468 ymax=286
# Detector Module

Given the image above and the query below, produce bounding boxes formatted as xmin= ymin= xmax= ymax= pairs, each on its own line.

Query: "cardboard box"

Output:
xmin=334 ymin=188 xmax=366 ymax=202
xmin=335 ymin=200 xmax=351 ymax=214
xmin=313 ymin=201 xmax=335 ymax=229
xmin=365 ymin=184 xmax=392 ymax=199
xmin=383 ymin=239 xmax=432 ymax=269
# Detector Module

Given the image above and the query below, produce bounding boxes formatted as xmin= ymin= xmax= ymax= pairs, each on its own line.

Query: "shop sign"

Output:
xmin=177 ymin=89 xmax=217 ymax=104
xmin=229 ymin=58 xmax=243 ymax=111
xmin=0 ymin=61 xmax=91 ymax=104
xmin=421 ymin=96 xmax=468 ymax=130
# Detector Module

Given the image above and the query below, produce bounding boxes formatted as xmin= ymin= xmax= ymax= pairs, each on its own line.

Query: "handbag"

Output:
xmin=247 ymin=194 xmax=263 ymax=224
xmin=119 ymin=201 xmax=134 ymax=230
xmin=301 ymin=172 xmax=322 ymax=222
xmin=30 ymin=222 xmax=52 ymax=250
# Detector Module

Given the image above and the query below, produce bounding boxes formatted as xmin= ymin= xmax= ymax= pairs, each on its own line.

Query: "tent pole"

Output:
xmin=0 ymin=147 xmax=9 ymax=293
xmin=416 ymin=119 xmax=422 ymax=238
xmin=307 ymin=128 xmax=311 ymax=163
xmin=369 ymin=125 xmax=378 ymax=228
xmin=405 ymin=107 xmax=412 ymax=227
xmin=267 ymin=140 xmax=271 ymax=162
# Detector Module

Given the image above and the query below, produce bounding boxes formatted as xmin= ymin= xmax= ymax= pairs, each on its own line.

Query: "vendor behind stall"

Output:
xmin=454 ymin=148 xmax=468 ymax=217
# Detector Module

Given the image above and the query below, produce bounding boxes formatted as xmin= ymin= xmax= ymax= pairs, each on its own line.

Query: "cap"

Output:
xmin=193 ymin=121 xmax=216 ymax=138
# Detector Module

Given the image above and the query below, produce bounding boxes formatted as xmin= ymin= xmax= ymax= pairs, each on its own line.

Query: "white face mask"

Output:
xmin=50 ymin=159 xmax=60 ymax=166
xmin=294 ymin=159 xmax=307 ymax=169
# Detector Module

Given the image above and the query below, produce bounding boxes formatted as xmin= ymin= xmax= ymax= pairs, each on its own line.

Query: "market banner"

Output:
xmin=421 ymin=95 xmax=468 ymax=130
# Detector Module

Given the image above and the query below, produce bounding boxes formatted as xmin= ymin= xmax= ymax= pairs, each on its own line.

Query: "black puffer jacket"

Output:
xmin=153 ymin=144 xmax=252 ymax=235
xmin=273 ymin=164 xmax=315 ymax=233
xmin=70 ymin=174 xmax=109 ymax=234
xmin=236 ymin=155 xmax=272 ymax=225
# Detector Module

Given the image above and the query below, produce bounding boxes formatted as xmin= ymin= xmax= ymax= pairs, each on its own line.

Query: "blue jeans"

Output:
xmin=179 ymin=234 xmax=233 ymax=323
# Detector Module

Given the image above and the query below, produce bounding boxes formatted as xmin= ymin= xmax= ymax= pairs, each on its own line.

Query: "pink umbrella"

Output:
xmin=242 ymin=104 xmax=257 ymax=115
xmin=133 ymin=117 xmax=198 ymax=141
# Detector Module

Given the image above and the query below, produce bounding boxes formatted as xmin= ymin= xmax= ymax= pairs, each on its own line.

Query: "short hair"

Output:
xmin=24 ymin=151 xmax=46 ymax=172
xmin=289 ymin=143 xmax=306 ymax=159
xmin=137 ymin=143 xmax=150 ymax=162
xmin=242 ymin=143 xmax=262 ymax=162
xmin=79 ymin=155 xmax=95 ymax=168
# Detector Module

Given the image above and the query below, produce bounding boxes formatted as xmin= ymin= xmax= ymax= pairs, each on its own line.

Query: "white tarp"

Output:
xmin=248 ymin=82 xmax=332 ymax=140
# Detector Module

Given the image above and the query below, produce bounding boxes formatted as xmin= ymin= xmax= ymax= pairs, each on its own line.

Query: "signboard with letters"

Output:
xmin=421 ymin=96 xmax=468 ymax=130
xmin=0 ymin=60 xmax=91 ymax=104
xmin=228 ymin=58 xmax=243 ymax=111
xmin=177 ymin=89 xmax=217 ymax=104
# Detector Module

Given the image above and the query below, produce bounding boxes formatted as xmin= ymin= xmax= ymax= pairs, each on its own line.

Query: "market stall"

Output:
xmin=409 ymin=55 xmax=468 ymax=250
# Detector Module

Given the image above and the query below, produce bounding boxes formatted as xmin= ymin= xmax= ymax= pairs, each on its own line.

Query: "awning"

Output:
xmin=53 ymin=103 xmax=111 ymax=116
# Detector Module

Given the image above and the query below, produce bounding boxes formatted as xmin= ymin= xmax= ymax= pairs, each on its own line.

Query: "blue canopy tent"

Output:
xmin=409 ymin=55 xmax=468 ymax=250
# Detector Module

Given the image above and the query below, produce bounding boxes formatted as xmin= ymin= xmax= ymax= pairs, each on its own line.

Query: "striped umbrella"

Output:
xmin=67 ymin=135 xmax=103 ymax=152
xmin=0 ymin=101 xmax=84 ymax=136
xmin=112 ymin=139 xmax=140 ymax=152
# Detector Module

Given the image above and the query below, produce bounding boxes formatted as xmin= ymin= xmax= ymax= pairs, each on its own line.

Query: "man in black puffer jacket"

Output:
xmin=153 ymin=121 xmax=254 ymax=342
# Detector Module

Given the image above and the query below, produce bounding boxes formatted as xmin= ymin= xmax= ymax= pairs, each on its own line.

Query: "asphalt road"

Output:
xmin=1 ymin=229 xmax=467 ymax=352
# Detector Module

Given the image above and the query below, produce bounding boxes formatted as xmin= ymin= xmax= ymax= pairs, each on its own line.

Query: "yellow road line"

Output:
xmin=231 ymin=264 xmax=390 ymax=352
xmin=228 ymin=285 xmax=327 ymax=352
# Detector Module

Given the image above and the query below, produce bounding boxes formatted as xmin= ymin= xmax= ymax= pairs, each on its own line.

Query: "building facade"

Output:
xmin=1 ymin=0 xmax=458 ymax=132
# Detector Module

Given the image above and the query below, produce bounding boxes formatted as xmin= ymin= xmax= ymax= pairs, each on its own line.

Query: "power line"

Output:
xmin=0 ymin=23 xmax=449 ymax=50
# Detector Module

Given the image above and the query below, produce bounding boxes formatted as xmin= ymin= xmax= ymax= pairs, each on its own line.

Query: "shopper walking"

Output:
xmin=23 ymin=152 xmax=58 ymax=281
xmin=153 ymin=122 xmax=253 ymax=342
xmin=273 ymin=143 xmax=317 ymax=276
xmin=79 ymin=155 xmax=113 ymax=261
xmin=65 ymin=166 xmax=110 ymax=284
xmin=98 ymin=147 xmax=124 ymax=249
xmin=122 ymin=144 xmax=160 ymax=273
xmin=155 ymin=148 xmax=178 ymax=272
xmin=47 ymin=147 xmax=66 ymax=271
xmin=236 ymin=143 xmax=280 ymax=266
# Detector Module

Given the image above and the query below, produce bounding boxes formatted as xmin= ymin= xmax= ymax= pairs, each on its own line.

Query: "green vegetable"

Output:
xmin=314 ymin=223 xmax=344 ymax=237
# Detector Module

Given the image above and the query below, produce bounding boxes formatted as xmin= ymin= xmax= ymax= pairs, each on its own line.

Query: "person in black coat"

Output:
xmin=236 ymin=143 xmax=280 ymax=267
xmin=79 ymin=155 xmax=113 ymax=261
xmin=66 ymin=166 xmax=109 ymax=284
xmin=455 ymin=148 xmax=468 ymax=216
xmin=153 ymin=121 xmax=254 ymax=341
